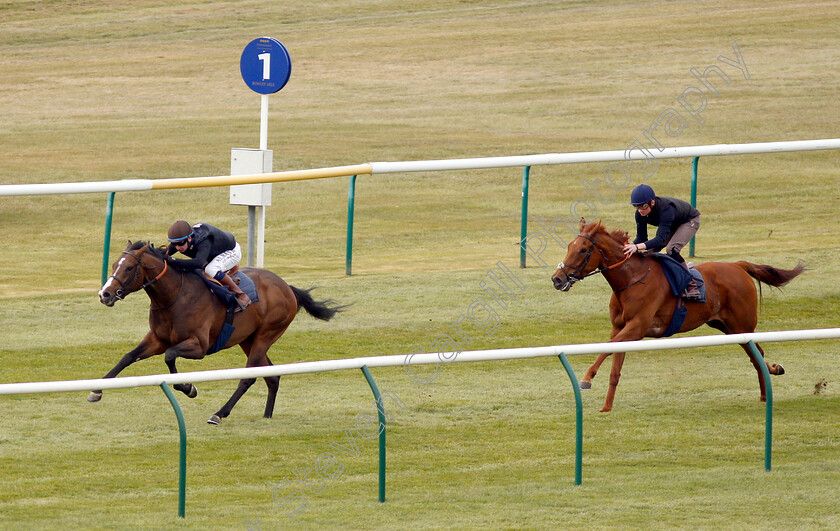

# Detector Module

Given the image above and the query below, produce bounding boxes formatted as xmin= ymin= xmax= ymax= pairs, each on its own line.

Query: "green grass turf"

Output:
xmin=1 ymin=1 xmax=839 ymax=529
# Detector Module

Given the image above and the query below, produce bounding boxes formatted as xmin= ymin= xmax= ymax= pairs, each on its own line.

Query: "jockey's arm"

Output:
xmin=166 ymin=242 xmax=212 ymax=271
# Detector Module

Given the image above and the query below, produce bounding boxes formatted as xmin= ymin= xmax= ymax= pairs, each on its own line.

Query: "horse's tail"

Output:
xmin=290 ymin=286 xmax=347 ymax=321
xmin=735 ymin=260 xmax=806 ymax=288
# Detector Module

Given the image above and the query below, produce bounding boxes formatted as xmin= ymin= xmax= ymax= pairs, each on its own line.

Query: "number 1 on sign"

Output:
xmin=258 ymin=52 xmax=270 ymax=80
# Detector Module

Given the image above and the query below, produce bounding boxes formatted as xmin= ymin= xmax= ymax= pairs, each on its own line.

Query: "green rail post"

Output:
xmin=689 ymin=157 xmax=699 ymax=258
xmin=160 ymin=383 xmax=187 ymax=518
xmin=346 ymin=175 xmax=357 ymax=276
xmin=101 ymin=192 xmax=116 ymax=285
xmin=557 ymin=353 xmax=583 ymax=485
xmin=360 ymin=365 xmax=386 ymax=502
xmin=520 ymin=166 xmax=530 ymax=268
xmin=745 ymin=340 xmax=773 ymax=471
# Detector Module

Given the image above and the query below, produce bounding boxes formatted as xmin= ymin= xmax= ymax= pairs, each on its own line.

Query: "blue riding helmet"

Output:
xmin=630 ymin=184 xmax=655 ymax=206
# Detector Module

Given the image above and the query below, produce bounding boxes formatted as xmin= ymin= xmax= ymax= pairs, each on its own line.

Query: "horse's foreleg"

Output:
xmin=581 ymin=323 xmax=623 ymax=390
xmin=601 ymin=352 xmax=626 ymax=412
xmin=739 ymin=342 xmax=785 ymax=403
xmin=88 ymin=332 xmax=166 ymax=402
xmin=580 ymin=352 xmax=612 ymax=390
xmin=164 ymin=337 xmax=206 ymax=398
xmin=599 ymin=322 xmax=648 ymax=412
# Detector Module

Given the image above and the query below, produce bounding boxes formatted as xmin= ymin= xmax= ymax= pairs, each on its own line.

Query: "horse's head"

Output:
xmin=98 ymin=240 xmax=159 ymax=306
xmin=551 ymin=221 xmax=612 ymax=291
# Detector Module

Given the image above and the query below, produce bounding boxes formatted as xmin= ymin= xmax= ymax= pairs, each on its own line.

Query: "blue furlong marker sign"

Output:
xmin=240 ymin=37 xmax=292 ymax=95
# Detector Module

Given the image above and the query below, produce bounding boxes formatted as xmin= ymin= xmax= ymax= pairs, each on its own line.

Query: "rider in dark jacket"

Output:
xmin=622 ymin=184 xmax=702 ymax=299
xmin=165 ymin=220 xmax=251 ymax=310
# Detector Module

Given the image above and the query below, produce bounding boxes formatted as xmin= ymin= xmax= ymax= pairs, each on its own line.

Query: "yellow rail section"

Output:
xmin=150 ymin=163 xmax=373 ymax=190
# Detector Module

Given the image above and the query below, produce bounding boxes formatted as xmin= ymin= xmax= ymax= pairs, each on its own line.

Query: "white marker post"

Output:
xmin=232 ymin=37 xmax=292 ymax=267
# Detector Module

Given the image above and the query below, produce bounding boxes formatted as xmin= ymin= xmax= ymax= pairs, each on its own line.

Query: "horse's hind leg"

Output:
xmin=208 ymin=377 xmax=258 ymax=425
xmin=208 ymin=346 xmax=260 ymax=425
xmin=739 ymin=341 xmax=785 ymax=403
xmin=263 ymin=355 xmax=280 ymax=419
xmin=208 ymin=371 xmax=278 ymax=424
xmin=209 ymin=331 xmax=288 ymax=425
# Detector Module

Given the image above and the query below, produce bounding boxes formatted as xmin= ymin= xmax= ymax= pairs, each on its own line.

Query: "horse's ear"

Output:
xmin=579 ymin=217 xmax=586 ymax=231
xmin=124 ymin=240 xmax=133 ymax=250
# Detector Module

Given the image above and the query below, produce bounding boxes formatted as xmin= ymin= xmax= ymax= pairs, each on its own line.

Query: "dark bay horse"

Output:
xmin=93 ymin=240 xmax=343 ymax=424
xmin=551 ymin=221 xmax=804 ymax=412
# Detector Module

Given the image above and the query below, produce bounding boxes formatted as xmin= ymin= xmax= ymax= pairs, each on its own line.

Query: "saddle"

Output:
xmin=197 ymin=269 xmax=259 ymax=307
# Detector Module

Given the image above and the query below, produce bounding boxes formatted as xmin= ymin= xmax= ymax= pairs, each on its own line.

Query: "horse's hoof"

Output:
xmin=207 ymin=414 xmax=221 ymax=425
xmin=776 ymin=364 xmax=785 ymax=376
xmin=188 ymin=385 xmax=198 ymax=398
xmin=87 ymin=391 xmax=103 ymax=403
xmin=579 ymin=380 xmax=592 ymax=390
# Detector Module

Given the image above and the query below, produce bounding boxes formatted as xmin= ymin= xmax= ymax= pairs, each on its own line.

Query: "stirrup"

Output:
xmin=682 ymin=286 xmax=702 ymax=301
xmin=234 ymin=293 xmax=251 ymax=312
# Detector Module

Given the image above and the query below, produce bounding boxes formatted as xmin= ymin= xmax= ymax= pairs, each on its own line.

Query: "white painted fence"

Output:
xmin=2 ymin=328 xmax=838 ymax=396
xmin=1 ymin=138 xmax=839 ymax=197
xmin=3 ymin=327 xmax=837 ymax=516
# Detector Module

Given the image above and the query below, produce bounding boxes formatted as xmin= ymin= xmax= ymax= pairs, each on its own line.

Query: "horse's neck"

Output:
xmin=597 ymin=239 xmax=625 ymax=265
xmin=598 ymin=242 xmax=647 ymax=292
xmin=143 ymin=259 xmax=187 ymax=306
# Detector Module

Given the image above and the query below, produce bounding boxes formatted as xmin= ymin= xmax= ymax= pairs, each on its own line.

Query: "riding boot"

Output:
xmin=220 ymin=274 xmax=251 ymax=311
xmin=681 ymin=262 xmax=702 ymax=300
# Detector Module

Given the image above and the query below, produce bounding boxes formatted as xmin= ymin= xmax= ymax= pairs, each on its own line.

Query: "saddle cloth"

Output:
xmin=194 ymin=270 xmax=260 ymax=355
xmin=648 ymin=254 xmax=707 ymax=338
xmin=649 ymin=254 xmax=706 ymax=302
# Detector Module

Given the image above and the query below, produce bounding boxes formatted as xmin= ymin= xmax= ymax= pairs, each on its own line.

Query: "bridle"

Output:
xmin=556 ymin=232 xmax=638 ymax=288
xmin=107 ymin=249 xmax=181 ymax=308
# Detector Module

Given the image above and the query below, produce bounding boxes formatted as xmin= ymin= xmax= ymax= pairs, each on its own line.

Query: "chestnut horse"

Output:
xmin=93 ymin=241 xmax=343 ymax=424
xmin=551 ymin=221 xmax=804 ymax=412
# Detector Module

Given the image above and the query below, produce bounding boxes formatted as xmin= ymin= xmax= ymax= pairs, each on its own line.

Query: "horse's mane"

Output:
xmin=607 ymin=228 xmax=630 ymax=246
xmin=584 ymin=222 xmax=630 ymax=247
xmin=129 ymin=240 xmax=168 ymax=260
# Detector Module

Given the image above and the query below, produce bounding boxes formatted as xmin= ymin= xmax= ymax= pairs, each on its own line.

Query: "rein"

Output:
xmin=141 ymin=257 xmax=168 ymax=289
xmin=557 ymin=232 xmax=648 ymax=291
